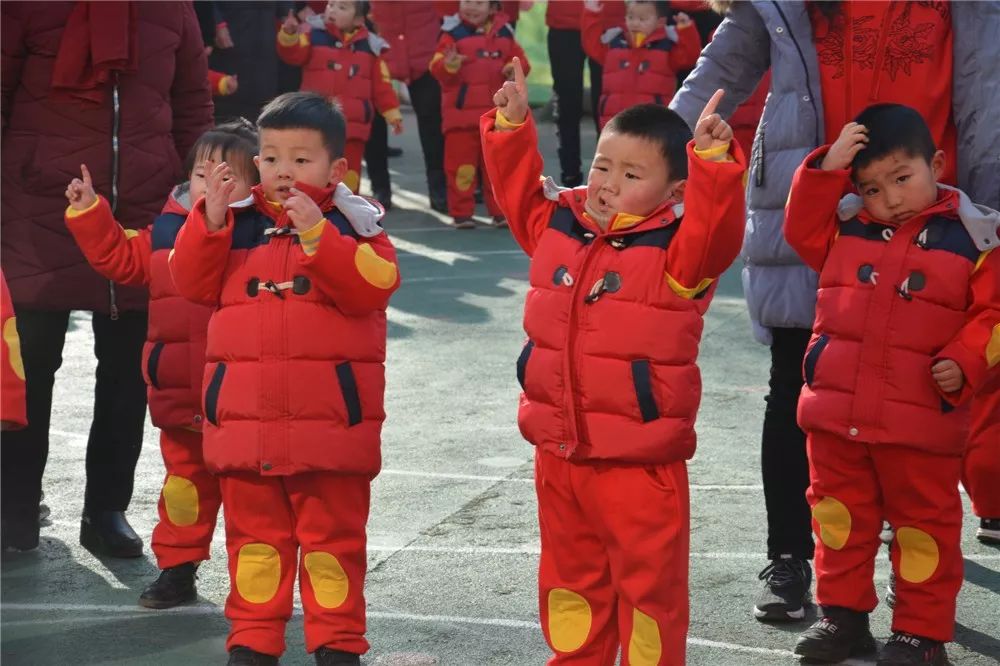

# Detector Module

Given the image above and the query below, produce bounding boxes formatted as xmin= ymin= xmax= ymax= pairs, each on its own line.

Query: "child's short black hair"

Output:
xmin=603 ymin=103 xmax=692 ymax=180
xmin=256 ymin=92 xmax=346 ymax=160
xmin=626 ymin=0 xmax=671 ymax=18
xmin=185 ymin=118 xmax=260 ymax=184
xmin=851 ymin=103 xmax=936 ymax=174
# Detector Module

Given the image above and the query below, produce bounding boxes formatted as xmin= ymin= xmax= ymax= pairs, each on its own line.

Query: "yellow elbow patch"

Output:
xmin=455 ymin=164 xmax=476 ymax=192
xmin=986 ymin=323 xmax=1000 ymax=368
xmin=303 ymin=551 xmax=350 ymax=609
xmin=3 ymin=317 xmax=25 ymax=381
xmin=813 ymin=496 xmax=851 ymax=550
xmin=628 ymin=608 xmax=662 ymax=666
xmin=161 ymin=475 xmax=199 ymax=527
xmin=354 ymin=243 xmax=397 ymax=289
xmin=665 ymin=273 xmax=714 ymax=299
xmin=235 ymin=543 xmax=281 ymax=603
xmin=547 ymin=588 xmax=591 ymax=653
xmin=897 ymin=527 xmax=939 ymax=584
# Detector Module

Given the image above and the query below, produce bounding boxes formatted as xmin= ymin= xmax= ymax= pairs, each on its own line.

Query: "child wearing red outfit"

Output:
xmin=431 ymin=0 xmax=530 ymax=229
xmin=582 ymin=0 xmax=702 ymax=131
xmin=785 ymin=105 xmax=1000 ymax=666
xmin=1 ymin=271 xmax=26 ymax=431
xmin=484 ymin=59 xmax=746 ymax=665
xmin=278 ymin=0 xmax=403 ymax=194
xmin=964 ymin=373 xmax=1000 ymax=545
xmin=63 ymin=121 xmax=259 ymax=609
xmin=170 ymin=92 xmax=400 ymax=666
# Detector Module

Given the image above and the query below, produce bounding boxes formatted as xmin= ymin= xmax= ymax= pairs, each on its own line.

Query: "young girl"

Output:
xmin=278 ymin=0 xmax=403 ymax=194
xmin=63 ymin=121 xmax=259 ymax=609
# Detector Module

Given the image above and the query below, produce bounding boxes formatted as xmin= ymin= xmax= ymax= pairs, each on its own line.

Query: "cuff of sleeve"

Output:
xmin=496 ymin=109 xmax=528 ymax=130
xmin=277 ymin=29 xmax=302 ymax=47
xmin=298 ymin=219 xmax=327 ymax=256
xmin=933 ymin=344 xmax=988 ymax=406
xmin=693 ymin=141 xmax=732 ymax=162
xmin=444 ymin=60 xmax=461 ymax=74
xmin=65 ymin=196 xmax=103 ymax=219
xmin=383 ymin=107 xmax=403 ymax=124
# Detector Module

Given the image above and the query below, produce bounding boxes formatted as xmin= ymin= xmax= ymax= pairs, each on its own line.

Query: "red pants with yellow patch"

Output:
xmin=963 ymin=375 xmax=1000 ymax=518
xmin=343 ymin=139 xmax=365 ymax=194
xmin=220 ymin=471 xmax=371 ymax=657
xmin=151 ymin=427 xmax=222 ymax=569
xmin=445 ymin=128 xmax=501 ymax=219
xmin=806 ymin=431 xmax=963 ymax=641
xmin=535 ymin=450 xmax=690 ymax=665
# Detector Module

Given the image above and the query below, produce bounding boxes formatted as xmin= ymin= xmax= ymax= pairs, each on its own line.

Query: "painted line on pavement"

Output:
xmin=380 ymin=467 xmax=764 ymax=490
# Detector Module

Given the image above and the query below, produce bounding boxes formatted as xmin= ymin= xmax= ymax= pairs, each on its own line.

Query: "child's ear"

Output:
xmin=667 ymin=178 xmax=687 ymax=202
xmin=253 ymin=155 xmax=261 ymax=170
xmin=328 ymin=156 xmax=348 ymax=185
xmin=930 ymin=149 xmax=946 ymax=181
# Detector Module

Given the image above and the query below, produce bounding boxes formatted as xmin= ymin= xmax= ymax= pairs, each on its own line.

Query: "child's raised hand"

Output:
xmin=204 ymin=161 xmax=236 ymax=232
xmin=443 ymin=46 xmax=466 ymax=71
xmin=674 ymin=12 xmax=693 ymax=28
xmin=931 ymin=359 xmax=964 ymax=394
xmin=285 ymin=187 xmax=324 ymax=232
xmin=693 ymin=89 xmax=733 ymax=152
xmin=65 ymin=164 xmax=97 ymax=210
xmin=390 ymin=117 xmax=403 ymax=135
xmin=583 ymin=0 xmax=603 ymax=13
xmin=493 ymin=56 xmax=529 ymax=125
xmin=822 ymin=122 xmax=868 ymax=171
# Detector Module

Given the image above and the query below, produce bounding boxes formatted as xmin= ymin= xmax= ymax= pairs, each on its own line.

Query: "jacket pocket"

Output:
xmin=204 ymin=362 xmax=227 ymax=427
xmin=516 ymin=340 xmax=535 ymax=390
xmin=456 ymin=83 xmax=468 ymax=109
xmin=803 ymin=334 xmax=829 ymax=388
xmin=336 ymin=361 xmax=363 ymax=427
xmin=630 ymin=360 xmax=660 ymax=423
xmin=146 ymin=342 xmax=165 ymax=390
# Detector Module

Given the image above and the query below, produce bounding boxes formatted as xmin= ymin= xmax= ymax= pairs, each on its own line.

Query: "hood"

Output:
xmin=163 ymin=181 xmax=193 ymax=215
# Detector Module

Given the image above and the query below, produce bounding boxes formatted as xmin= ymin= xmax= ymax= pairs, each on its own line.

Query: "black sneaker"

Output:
xmin=314 ymin=647 xmax=360 ymax=665
xmin=886 ymin=569 xmax=897 ymax=609
xmin=138 ymin=562 xmax=198 ymax=609
xmin=387 ymin=146 xmax=403 ymax=158
xmin=487 ymin=215 xmax=508 ymax=228
xmin=227 ymin=646 xmax=278 ymax=665
xmin=794 ymin=606 xmax=877 ymax=662
xmin=561 ymin=172 xmax=584 ymax=188
xmin=977 ymin=518 xmax=1000 ymax=545
xmin=878 ymin=632 xmax=951 ymax=665
xmin=753 ymin=557 xmax=812 ymax=621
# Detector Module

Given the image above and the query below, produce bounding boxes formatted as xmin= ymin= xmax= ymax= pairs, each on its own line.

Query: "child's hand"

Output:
xmin=931 ymin=359 xmax=964 ymax=393
xmin=493 ymin=56 xmax=529 ymax=125
xmin=65 ymin=164 xmax=98 ymax=210
xmin=821 ymin=122 xmax=868 ymax=171
xmin=390 ymin=118 xmax=403 ymax=135
xmin=583 ymin=0 xmax=603 ymax=13
xmin=204 ymin=161 xmax=236 ymax=232
xmin=281 ymin=11 xmax=300 ymax=35
xmin=674 ymin=12 xmax=693 ymax=28
xmin=215 ymin=23 xmax=234 ymax=49
xmin=693 ymin=89 xmax=733 ymax=152
xmin=443 ymin=46 xmax=466 ymax=72
xmin=223 ymin=74 xmax=239 ymax=95
xmin=285 ymin=187 xmax=324 ymax=232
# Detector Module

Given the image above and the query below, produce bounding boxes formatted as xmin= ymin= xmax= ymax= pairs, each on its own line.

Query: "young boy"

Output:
xmin=169 ymin=92 xmax=401 ymax=666
xmin=785 ymin=104 xmax=1000 ymax=665
xmin=431 ymin=0 xmax=530 ymax=229
xmin=278 ymin=0 xmax=403 ymax=194
xmin=582 ymin=0 xmax=701 ymax=131
xmin=483 ymin=59 xmax=746 ymax=664
xmin=63 ymin=121 xmax=259 ymax=608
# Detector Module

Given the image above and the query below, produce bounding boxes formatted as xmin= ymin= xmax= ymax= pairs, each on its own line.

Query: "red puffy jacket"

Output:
xmin=786 ymin=147 xmax=1000 ymax=454
xmin=1 ymin=2 xmax=212 ymax=314
xmin=1 ymin=271 xmax=26 ymax=431
xmin=277 ymin=22 xmax=401 ymax=143
xmin=482 ymin=111 xmax=746 ymax=464
xmin=65 ymin=185 xmax=212 ymax=432
xmin=371 ymin=1 xmax=442 ymax=83
xmin=169 ymin=183 xmax=401 ymax=476
xmin=546 ymin=1 xmax=626 ymax=31
xmin=582 ymin=12 xmax=702 ymax=129
xmin=431 ymin=13 xmax=530 ymax=132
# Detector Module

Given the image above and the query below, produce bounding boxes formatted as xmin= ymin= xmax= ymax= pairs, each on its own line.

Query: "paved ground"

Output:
xmin=2 ymin=109 xmax=998 ymax=665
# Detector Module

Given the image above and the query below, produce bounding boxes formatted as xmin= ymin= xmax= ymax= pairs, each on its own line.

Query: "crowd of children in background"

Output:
xmin=1 ymin=1 xmax=998 ymax=666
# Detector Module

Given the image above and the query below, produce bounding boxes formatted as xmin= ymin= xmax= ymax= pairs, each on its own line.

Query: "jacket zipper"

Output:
xmin=771 ymin=2 xmax=821 ymax=147
xmin=108 ymin=75 xmax=122 ymax=320
xmin=563 ymin=235 xmax=603 ymax=455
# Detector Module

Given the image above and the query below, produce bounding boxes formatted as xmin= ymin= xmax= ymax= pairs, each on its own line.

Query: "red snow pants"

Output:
xmin=445 ymin=128 xmax=501 ymax=219
xmin=343 ymin=139 xmax=365 ymax=194
xmin=964 ymin=374 xmax=1000 ymax=518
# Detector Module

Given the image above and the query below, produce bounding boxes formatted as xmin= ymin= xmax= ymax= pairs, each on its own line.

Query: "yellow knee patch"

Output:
xmin=303 ymin=551 xmax=350 ymax=609
xmin=354 ymin=243 xmax=398 ymax=289
xmin=236 ymin=543 xmax=281 ymax=603
xmin=628 ymin=608 xmax=662 ymax=666
xmin=344 ymin=170 xmax=360 ymax=193
xmin=162 ymin=475 xmax=199 ymax=527
xmin=455 ymin=164 xmax=476 ymax=192
xmin=813 ymin=496 xmax=852 ymax=550
xmin=897 ymin=527 xmax=939 ymax=584
xmin=3 ymin=317 xmax=24 ymax=381
xmin=547 ymin=588 xmax=591 ymax=653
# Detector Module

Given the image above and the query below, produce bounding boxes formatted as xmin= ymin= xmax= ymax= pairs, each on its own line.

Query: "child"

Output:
xmin=582 ymin=0 xmax=701 ymax=131
xmin=1 ymin=270 xmax=26 ymax=432
xmin=278 ymin=0 xmax=403 ymax=194
xmin=169 ymin=92 xmax=400 ymax=666
xmin=431 ymin=0 xmax=530 ymax=229
xmin=964 ymin=376 xmax=1000 ymax=545
xmin=785 ymin=104 xmax=1000 ymax=665
xmin=63 ymin=121 xmax=259 ymax=608
xmin=483 ymin=59 xmax=746 ymax=664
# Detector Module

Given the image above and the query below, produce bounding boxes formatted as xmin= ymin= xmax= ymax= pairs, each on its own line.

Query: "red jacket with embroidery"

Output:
xmin=65 ymin=185 xmax=211 ymax=432
xmin=169 ymin=183 xmax=400 ymax=476
xmin=481 ymin=111 xmax=746 ymax=464
xmin=430 ymin=13 xmax=530 ymax=132
xmin=277 ymin=23 xmax=401 ymax=143
xmin=1 ymin=270 xmax=26 ymax=430
xmin=582 ymin=11 xmax=701 ymax=129
xmin=785 ymin=146 xmax=1000 ymax=454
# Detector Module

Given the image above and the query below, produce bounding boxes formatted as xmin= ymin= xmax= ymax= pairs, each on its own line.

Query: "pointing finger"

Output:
xmin=80 ymin=164 xmax=92 ymax=187
xmin=698 ymin=89 xmax=725 ymax=122
xmin=512 ymin=56 xmax=526 ymax=91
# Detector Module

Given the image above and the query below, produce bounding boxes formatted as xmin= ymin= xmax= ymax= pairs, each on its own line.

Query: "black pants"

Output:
xmin=547 ymin=28 xmax=603 ymax=181
xmin=761 ymin=326 xmax=815 ymax=561
xmin=364 ymin=71 xmax=446 ymax=193
xmin=1 ymin=308 xmax=148 ymax=543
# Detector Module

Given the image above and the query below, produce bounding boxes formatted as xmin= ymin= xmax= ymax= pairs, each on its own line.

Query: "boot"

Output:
xmin=794 ymin=606 xmax=877 ymax=662
xmin=314 ymin=647 xmax=360 ymax=666
xmin=80 ymin=510 xmax=143 ymax=558
xmin=372 ymin=186 xmax=393 ymax=211
xmin=227 ymin=646 xmax=279 ymax=666
xmin=138 ymin=562 xmax=198 ymax=609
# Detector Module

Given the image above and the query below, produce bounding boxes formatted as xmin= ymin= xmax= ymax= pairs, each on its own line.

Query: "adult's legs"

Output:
xmin=364 ymin=114 xmax=391 ymax=202
xmin=547 ymin=28 xmax=586 ymax=186
xmin=588 ymin=59 xmax=604 ymax=136
xmin=407 ymin=72 xmax=447 ymax=210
